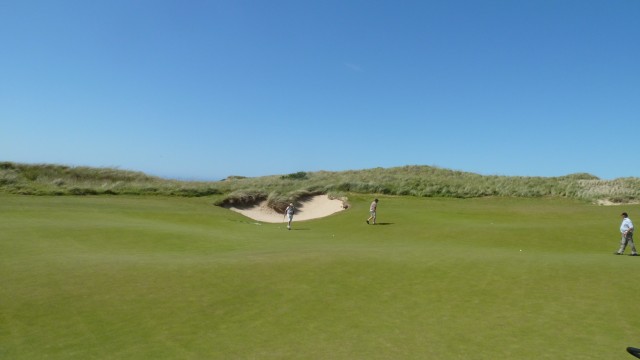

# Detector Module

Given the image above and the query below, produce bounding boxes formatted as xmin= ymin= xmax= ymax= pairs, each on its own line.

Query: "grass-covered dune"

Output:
xmin=1 ymin=194 xmax=639 ymax=359
xmin=2 ymin=162 xmax=640 ymax=208
xmin=0 ymin=162 xmax=222 ymax=197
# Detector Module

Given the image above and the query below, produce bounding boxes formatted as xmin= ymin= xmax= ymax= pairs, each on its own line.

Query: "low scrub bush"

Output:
xmin=280 ymin=171 xmax=308 ymax=180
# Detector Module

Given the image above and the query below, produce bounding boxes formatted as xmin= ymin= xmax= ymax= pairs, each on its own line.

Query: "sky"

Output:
xmin=1 ymin=0 xmax=639 ymax=181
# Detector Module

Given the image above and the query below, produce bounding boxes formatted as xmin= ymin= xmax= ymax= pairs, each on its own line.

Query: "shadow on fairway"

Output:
xmin=228 ymin=219 xmax=264 ymax=225
xmin=627 ymin=346 xmax=640 ymax=358
xmin=372 ymin=222 xmax=394 ymax=226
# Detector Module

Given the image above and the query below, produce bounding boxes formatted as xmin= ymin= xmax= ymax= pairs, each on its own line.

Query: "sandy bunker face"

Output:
xmin=228 ymin=195 xmax=346 ymax=223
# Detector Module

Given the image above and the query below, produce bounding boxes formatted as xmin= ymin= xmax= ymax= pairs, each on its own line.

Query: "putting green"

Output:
xmin=1 ymin=194 xmax=638 ymax=359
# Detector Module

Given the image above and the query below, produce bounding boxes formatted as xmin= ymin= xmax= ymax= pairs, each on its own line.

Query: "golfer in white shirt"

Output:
xmin=285 ymin=203 xmax=295 ymax=230
xmin=615 ymin=212 xmax=638 ymax=256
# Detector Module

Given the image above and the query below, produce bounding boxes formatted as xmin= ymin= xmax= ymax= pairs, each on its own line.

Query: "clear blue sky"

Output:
xmin=2 ymin=1 xmax=638 ymax=180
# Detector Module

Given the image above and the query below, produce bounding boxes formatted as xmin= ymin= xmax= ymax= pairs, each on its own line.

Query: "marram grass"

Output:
xmin=3 ymin=162 xmax=640 ymax=204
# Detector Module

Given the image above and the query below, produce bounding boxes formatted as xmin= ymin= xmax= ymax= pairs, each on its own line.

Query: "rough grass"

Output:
xmin=2 ymin=162 xmax=640 ymax=205
xmin=0 ymin=162 xmax=221 ymax=197
xmin=1 ymin=194 xmax=639 ymax=359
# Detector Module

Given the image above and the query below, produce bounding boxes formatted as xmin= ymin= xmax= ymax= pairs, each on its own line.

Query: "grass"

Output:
xmin=1 ymin=194 xmax=639 ymax=359
xmin=3 ymin=162 xmax=640 ymax=205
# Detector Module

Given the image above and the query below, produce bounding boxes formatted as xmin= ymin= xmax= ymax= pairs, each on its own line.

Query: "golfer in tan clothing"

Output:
xmin=366 ymin=199 xmax=378 ymax=225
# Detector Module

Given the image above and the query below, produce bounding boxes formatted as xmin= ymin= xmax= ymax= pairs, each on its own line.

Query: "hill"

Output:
xmin=2 ymin=162 xmax=640 ymax=209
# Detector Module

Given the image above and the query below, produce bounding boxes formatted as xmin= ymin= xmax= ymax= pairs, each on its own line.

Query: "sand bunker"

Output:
xmin=596 ymin=199 xmax=640 ymax=206
xmin=228 ymin=195 xmax=347 ymax=223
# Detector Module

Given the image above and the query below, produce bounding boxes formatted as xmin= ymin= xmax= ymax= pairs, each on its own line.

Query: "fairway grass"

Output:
xmin=1 ymin=194 xmax=639 ymax=359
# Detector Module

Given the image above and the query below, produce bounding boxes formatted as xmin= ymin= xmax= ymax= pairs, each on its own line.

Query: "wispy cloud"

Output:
xmin=345 ymin=62 xmax=364 ymax=72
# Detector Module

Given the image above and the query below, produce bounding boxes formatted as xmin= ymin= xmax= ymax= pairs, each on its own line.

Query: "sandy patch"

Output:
xmin=597 ymin=199 xmax=640 ymax=206
xmin=228 ymin=195 xmax=347 ymax=223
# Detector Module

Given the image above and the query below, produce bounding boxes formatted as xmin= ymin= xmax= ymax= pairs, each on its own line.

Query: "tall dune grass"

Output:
xmin=0 ymin=162 xmax=221 ymax=197
xmin=2 ymin=162 xmax=639 ymax=205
